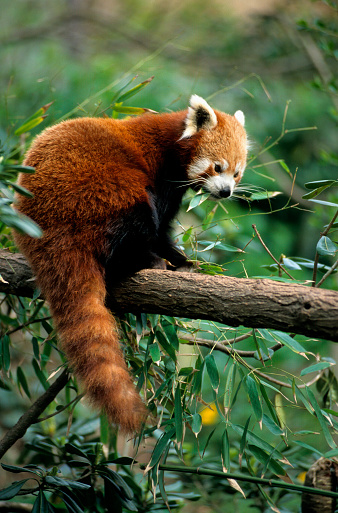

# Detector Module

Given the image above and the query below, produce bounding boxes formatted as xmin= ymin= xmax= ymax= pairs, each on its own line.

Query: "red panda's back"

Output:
xmin=17 ymin=117 xmax=151 ymax=229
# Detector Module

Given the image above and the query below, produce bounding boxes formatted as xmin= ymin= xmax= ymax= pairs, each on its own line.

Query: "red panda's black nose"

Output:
xmin=219 ymin=187 xmax=231 ymax=198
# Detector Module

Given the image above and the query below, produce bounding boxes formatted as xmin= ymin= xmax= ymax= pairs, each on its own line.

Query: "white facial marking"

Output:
xmin=235 ymin=162 xmax=246 ymax=178
xmin=205 ymin=174 xmax=236 ymax=198
xmin=215 ymin=159 xmax=229 ymax=171
xmin=187 ymin=158 xmax=212 ymax=179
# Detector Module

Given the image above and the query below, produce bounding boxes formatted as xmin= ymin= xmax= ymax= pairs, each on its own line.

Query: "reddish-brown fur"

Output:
xmin=14 ymin=102 xmax=247 ymax=433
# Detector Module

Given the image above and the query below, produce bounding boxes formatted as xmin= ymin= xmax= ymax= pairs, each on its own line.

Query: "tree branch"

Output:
xmin=0 ymin=249 xmax=338 ymax=342
xmin=0 ymin=369 xmax=69 ymax=460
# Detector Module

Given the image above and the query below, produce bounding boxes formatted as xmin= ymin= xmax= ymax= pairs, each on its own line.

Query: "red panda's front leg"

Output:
xmin=104 ymin=199 xmax=168 ymax=285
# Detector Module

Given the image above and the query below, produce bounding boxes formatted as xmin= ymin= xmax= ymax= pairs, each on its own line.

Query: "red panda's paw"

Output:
xmin=173 ymin=260 xmax=197 ymax=273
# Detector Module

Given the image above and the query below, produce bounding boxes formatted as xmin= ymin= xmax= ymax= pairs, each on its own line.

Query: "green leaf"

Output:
xmin=0 ymin=479 xmax=30 ymax=499
xmin=106 ymin=457 xmax=136 ymax=465
xmin=117 ymin=76 xmax=154 ymax=102
xmin=316 ymin=235 xmax=337 ymax=256
xmin=281 ymin=257 xmax=302 ymax=270
xmin=270 ymin=331 xmax=307 ymax=356
xmin=15 ymin=116 xmax=46 ymax=136
xmin=279 ymin=160 xmax=291 ymax=175
xmin=231 ymin=425 xmax=287 ymax=464
xmin=174 ymin=382 xmax=183 ymax=444
xmin=191 ymin=413 xmax=202 ymax=436
xmin=309 ymin=199 xmax=338 ymax=207
xmin=239 ymin=416 xmax=251 ymax=466
xmin=306 ymin=387 xmax=336 ymax=449
xmin=1 ymin=463 xmax=27 ymax=474
xmin=304 ymin=179 xmax=337 ymax=189
xmin=148 ymin=342 xmax=161 ymax=363
xmin=192 ymin=356 xmax=204 ymax=395
xmin=111 ymin=105 xmax=150 ymax=115
xmin=155 ymin=328 xmax=176 ymax=362
xmin=300 ymin=361 xmax=334 ymax=376
xmin=221 ymin=428 xmax=230 ymax=472
xmin=146 ymin=427 xmax=176 ymax=471
xmin=0 ymin=212 xmax=42 ymax=238
xmin=32 ymin=358 xmax=49 ymax=390
xmin=187 ymin=192 xmax=209 ymax=211
xmin=9 ymin=182 xmax=34 ymax=198
xmin=262 ymin=414 xmax=284 ymax=435
xmin=17 ymin=366 xmax=31 ymax=398
xmin=59 ymin=489 xmax=85 ymax=513
xmin=202 ymin=209 xmax=215 ymax=230
xmin=205 ymin=353 xmax=220 ymax=392
xmin=293 ymin=440 xmax=322 ymax=456
xmin=246 ymin=376 xmax=262 ymax=423
xmin=249 ymin=191 xmax=282 ymax=201
xmin=3 ymin=164 xmax=36 ymax=174
xmin=32 ymin=490 xmax=49 ymax=513
xmin=161 ymin=319 xmax=179 ymax=351
xmin=1 ymin=335 xmax=11 ymax=371
xmin=248 ymin=445 xmax=288 ymax=479
xmin=100 ymin=414 xmax=110 ymax=445
xmin=224 ymin=360 xmax=236 ymax=416
xmin=45 ymin=476 xmax=90 ymax=490
xmin=64 ymin=443 xmax=89 ymax=460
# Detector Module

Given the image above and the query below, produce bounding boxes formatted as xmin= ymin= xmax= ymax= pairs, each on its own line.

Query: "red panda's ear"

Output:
xmin=180 ymin=95 xmax=217 ymax=139
xmin=234 ymin=110 xmax=245 ymax=126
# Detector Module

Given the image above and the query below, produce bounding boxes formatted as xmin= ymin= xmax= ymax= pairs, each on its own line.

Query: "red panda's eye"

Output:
xmin=234 ymin=171 xmax=239 ymax=178
xmin=214 ymin=163 xmax=222 ymax=173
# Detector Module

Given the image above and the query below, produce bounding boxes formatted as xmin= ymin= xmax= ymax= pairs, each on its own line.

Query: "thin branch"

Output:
xmin=316 ymin=259 xmax=338 ymax=288
xmin=33 ymin=392 xmax=85 ymax=424
xmin=5 ymin=316 xmax=52 ymax=336
xmin=141 ymin=463 xmax=338 ymax=500
xmin=0 ymin=369 xmax=70 ymax=460
xmin=245 ymin=360 xmax=323 ymax=389
xmin=312 ymin=209 xmax=338 ymax=286
xmin=252 ymin=224 xmax=295 ymax=280
xmin=179 ymin=334 xmax=282 ymax=358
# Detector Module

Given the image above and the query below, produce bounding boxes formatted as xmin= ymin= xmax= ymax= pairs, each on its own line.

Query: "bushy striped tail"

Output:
xmin=15 ymin=230 xmax=147 ymax=433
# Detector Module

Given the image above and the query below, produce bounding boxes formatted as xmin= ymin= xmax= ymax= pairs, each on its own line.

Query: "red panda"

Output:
xmin=14 ymin=95 xmax=248 ymax=433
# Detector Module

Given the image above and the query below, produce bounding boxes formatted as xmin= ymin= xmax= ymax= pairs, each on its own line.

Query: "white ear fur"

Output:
xmin=234 ymin=110 xmax=245 ymax=126
xmin=180 ymin=95 xmax=218 ymax=139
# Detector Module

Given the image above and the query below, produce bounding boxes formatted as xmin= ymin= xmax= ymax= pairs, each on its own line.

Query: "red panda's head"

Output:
xmin=180 ymin=95 xmax=248 ymax=200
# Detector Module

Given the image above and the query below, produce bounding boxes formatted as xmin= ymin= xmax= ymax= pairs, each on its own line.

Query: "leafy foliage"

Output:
xmin=0 ymin=2 xmax=338 ymax=512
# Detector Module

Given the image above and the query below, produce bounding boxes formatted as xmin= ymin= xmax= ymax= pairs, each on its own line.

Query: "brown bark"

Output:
xmin=1 ymin=249 xmax=337 ymax=342
xmin=302 ymin=458 xmax=338 ymax=513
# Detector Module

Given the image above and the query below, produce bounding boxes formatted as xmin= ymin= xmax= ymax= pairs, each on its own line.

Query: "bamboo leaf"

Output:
xmin=221 ymin=428 xmax=230 ymax=472
xmin=270 ymin=331 xmax=308 ymax=357
xmin=15 ymin=116 xmax=46 ymax=136
xmin=246 ymin=375 xmax=262 ymax=424
xmin=145 ymin=427 xmax=176 ymax=471
xmin=174 ymin=382 xmax=183 ymax=444
xmin=117 ymin=76 xmax=154 ymax=102
xmin=306 ymin=387 xmax=336 ymax=449
xmin=205 ymin=353 xmax=220 ymax=392
xmin=191 ymin=413 xmax=202 ymax=436
xmin=224 ymin=360 xmax=236 ymax=416
xmin=148 ymin=342 xmax=161 ymax=363
xmin=300 ymin=361 xmax=333 ymax=376
xmin=17 ymin=366 xmax=31 ymax=398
